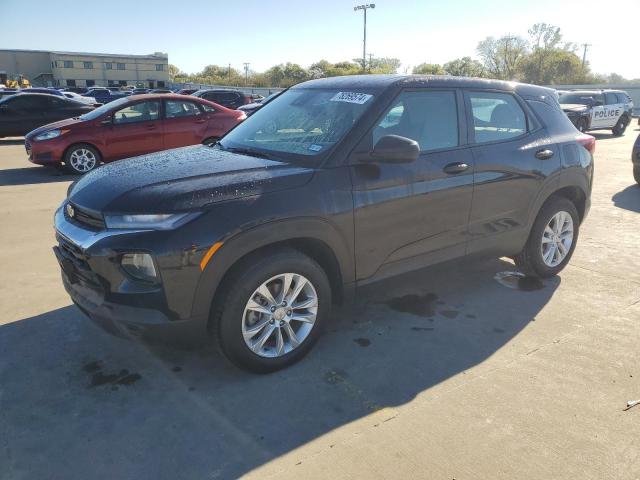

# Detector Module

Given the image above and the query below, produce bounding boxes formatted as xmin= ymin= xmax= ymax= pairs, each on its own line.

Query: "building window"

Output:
xmin=156 ymin=64 xmax=164 ymax=71
xmin=86 ymin=80 xmax=95 ymax=87
xmin=157 ymin=81 xmax=165 ymax=87
xmin=66 ymin=79 xmax=76 ymax=87
xmin=83 ymin=61 xmax=93 ymax=69
xmin=63 ymin=61 xmax=73 ymax=68
xmin=119 ymin=81 xmax=127 ymax=86
xmin=106 ymin=62 xmax=113 ymax=70
xmin=117 ymin=63 xmax=125 ymax=70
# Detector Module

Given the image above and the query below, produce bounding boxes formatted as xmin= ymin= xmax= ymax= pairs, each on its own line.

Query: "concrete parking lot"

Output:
xmin=1 ymin=129 xmax=639 ymax=479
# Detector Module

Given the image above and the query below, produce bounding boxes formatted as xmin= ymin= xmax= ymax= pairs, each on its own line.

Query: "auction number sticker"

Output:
xmin=330 ymin=92 xmax=373 ymax=104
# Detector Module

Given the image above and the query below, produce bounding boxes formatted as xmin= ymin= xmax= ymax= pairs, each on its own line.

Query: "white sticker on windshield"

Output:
xmin=330 ymin=92 xmax=373 ymax=104
xmin=308 ymin=144 xmax=323 ymax=152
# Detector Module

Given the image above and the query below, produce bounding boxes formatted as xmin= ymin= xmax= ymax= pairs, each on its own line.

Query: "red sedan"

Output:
xmin=25 ymin=94 xmax=246 ymax=174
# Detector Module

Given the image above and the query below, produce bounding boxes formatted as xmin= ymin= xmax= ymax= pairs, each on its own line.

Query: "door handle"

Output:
xmin=443 ymin=162 xmax=469 ymax=174
xmin=535 ymin=149 xmax=554 ymax=160
xmin=194 ymin=119 xmax=206 ymax=124
xmin=145 ymin=124 xmax=156 ymax=130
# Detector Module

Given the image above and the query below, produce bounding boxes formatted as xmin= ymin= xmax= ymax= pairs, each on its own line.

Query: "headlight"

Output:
xmin=121 ymin=253 xmax=157 ymax=282
xmin=34 ymin=129 xmax=66 ymax=141
xmin=104 ymin=212 xmax=199 ymax=230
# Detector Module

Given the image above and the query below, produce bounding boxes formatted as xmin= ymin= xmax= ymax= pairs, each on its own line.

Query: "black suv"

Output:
xmin=54 ymin=75 xmax=594 ymax=372
xmin=558 ymin=89 xmax=633 ymax=135
xmin=192 ymin=89 xmax=251 ymax=109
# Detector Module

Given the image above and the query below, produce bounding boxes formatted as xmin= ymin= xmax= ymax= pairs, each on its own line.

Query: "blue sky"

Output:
xmin=1 ymin=0 xmax=638 ymax=78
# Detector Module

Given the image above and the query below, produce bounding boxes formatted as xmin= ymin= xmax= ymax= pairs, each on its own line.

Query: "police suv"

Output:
xmin=558 ymin=89 xmax=633 ymax=136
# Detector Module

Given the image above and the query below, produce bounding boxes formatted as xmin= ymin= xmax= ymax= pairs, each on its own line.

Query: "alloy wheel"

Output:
xmin=540 ymin=211 xmax=574 ymax=267
xmin=242 ymin=273 xmax=318 ymax=358
xmin=69 ymin=148 xmax=97 ymax=172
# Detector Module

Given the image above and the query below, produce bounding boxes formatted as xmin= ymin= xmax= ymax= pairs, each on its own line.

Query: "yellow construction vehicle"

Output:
xmin=2 ymin=74 xmax=31 ymax=89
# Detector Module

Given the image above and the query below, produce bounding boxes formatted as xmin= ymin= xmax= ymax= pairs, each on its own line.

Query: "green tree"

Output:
xmin=477 ymin=35 xmax=528 ymax=80
xmin=367 ymin=57 xmax=401 ymax=74
xmin=443 ymin=57 xmax=487 ymax=77
xmin=412 ymin=63 xmax=446 ymax=75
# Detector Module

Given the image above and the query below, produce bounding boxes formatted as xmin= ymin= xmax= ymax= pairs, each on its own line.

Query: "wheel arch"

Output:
xmin=62 ymin=142 xmax=104 ymax=163
xmin=191 ymin=217 xmax=354 ymax=325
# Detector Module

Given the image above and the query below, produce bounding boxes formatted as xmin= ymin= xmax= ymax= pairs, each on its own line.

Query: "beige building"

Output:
xmin=0 ymin=49 xmax=169 ymax=88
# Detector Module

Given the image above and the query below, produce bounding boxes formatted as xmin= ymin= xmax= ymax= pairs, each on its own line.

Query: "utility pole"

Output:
xmin=581 ymin=43 xmax=591 ymax=69
xmin=354 ymin=4 xmax=375 ymax=72
xmin=228 ymin=63 xmax=231 ymax=84
xmin=243 ymin=62 xmax=250 ymax=86
xmin=368 ymin=53 xmax=374 ymax=72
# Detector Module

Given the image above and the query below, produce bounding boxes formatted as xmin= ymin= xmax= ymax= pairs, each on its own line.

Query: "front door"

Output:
xmin=104 ymin=100 xmax=163 ymax=160
xmin=351 ymin=89 xmax=474 ymax=282
xmin=162 ymin=99 xmax=208 ymax=149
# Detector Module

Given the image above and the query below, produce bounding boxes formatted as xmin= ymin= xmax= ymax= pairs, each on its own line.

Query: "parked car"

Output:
xmin=0 ymin=93 xmax=94 ymax=137
xmin=62 ymin=91 xmax=98 ymax=106
xmin=52 ymin=75 xmax=594 ymax=372
xmin=0 ymin=89 xmax=17 ymax=101
xmin=22 ymin=87 xmax=65 ymax=97
xmin=63 ymin=87 xmax=89 ymax=95
xmin=26 ymin=94 xmax=245 ymax=173
xmin=131 ymin=88 xmax=150 ymax=95
xmin=192 ymin=89 xmax=252 ymax=109
xmin=148 ymin=88 xmax=173 ymax=94
xmin=177 ymin=88 xmax=198 ymax=95
xmin=82 ymin=88 xmax=126 ymax=104
xmin=633 ymin=133 xmax=640 ymax=185
xmin=558 ymin=89 xmax=633 ymax=135
xmin=238 ymin=92 xmax=282 ymax=116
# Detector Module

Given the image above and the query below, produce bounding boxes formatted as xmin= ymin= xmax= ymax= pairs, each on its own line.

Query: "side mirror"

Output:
xmin=369 ymin=135 xmax=420 ymax=163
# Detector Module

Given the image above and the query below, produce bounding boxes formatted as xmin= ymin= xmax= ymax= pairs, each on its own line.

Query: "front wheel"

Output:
xmin=213 ymin=248 xmax=331 ymax=373
xmin=64 ymin=144 xmax=100 ymax=174
xmin=513 ymin=196 xmax=580 ymax=278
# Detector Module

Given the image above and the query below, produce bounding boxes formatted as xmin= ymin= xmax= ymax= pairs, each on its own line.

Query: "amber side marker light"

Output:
xmin=200 ymin=242 xmax=223 ymax=271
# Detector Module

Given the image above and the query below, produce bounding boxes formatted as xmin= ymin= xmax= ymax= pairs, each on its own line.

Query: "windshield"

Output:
xmin=558 ymin=92 xmax=599 ymax=105
xmin=79 ymin=97 xmax=129 ymax=120
xmin=220 ymin=88 xmax=376 ymax=160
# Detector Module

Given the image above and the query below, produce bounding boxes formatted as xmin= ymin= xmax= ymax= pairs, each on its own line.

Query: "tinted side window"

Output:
xmin=373 ymin=90 xmax=458 ymax=152
xmin=165 ymin=100 xmax=202 ymax=118
xmin=604 ymin=93 xmax=618 ymax=105
xmin=615 ymin=93 xmax=628 ymax=104
xmin=113 ymin=101 xmax=160 ymax=124
xmin=9 ymin=96 xmax=50 ymax=111
xmin=469 ymin=92 xmax=526 ymax=143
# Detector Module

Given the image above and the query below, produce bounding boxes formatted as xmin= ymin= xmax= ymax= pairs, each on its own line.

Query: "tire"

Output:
xmin=634 ymin=165 xmax=640 ymax=186
xmin=612 ymin=116 xmax=628 ymax=136
xmin=64 ymin=144 xmax=100 ymax=174
xmin=513 ymin=196 xmax=580 ymax=278
xmin=577 ymin=117 xmax=589 ymax=133
xmin=202 ymin=137 xmax=219 ymax=147
xmin=212 ymin=248 xmax=332 ymax=373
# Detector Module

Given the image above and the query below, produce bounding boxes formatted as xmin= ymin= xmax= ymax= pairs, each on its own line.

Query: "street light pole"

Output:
xmin=354 ymin=4 xmax=375 ymax=72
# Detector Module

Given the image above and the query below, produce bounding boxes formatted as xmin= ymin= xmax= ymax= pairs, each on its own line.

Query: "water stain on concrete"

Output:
xmin=353 ymin=338 xmax=371 ymax=347
xmin=440 ymin=310 xmax=459 ymax=319
xmin=411 ymin=326 xmax=434 ymax=332
xmin=84 ymin=362 xmax=142 ymax=388
xmin=386 ymin=293 xmax=438 ymax=317
xmin=324 ymin=369 xmax=348 ymax=385
xmin=494 ymin=271 xmax=544 ymax=291
xmin=466 ymin=314 xmax=477 ymax=319
xmin=172 ymin=366 xmax=182 ymax=372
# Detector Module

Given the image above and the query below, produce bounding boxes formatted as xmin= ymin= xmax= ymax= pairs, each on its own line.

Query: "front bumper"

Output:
xmin=26 ymin=137 xmax=66 ymax=166
xmin=53 ymin=207 xmax=208 ymax=343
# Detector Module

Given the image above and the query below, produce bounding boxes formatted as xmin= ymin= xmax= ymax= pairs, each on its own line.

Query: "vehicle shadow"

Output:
xmin=590 ymin=132 xmax=618 ymax=140
xmin=612 ymin=184 xmax=640 ymax=212
xmin=0 ymin=256 xmax=558 ymax=479
xmin=0 ymin=166 xmax=75 ymax=186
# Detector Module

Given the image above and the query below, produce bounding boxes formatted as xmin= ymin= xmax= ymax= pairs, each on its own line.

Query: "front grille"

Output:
xmin=56 ymin=233 xmax=103 ymax=290
xmin=65 ymin=203 xmax=106 ymax=230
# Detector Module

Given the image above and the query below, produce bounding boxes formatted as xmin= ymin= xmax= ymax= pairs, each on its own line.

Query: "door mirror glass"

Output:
xmin=370 ymin=135 xmax=420 ymax=163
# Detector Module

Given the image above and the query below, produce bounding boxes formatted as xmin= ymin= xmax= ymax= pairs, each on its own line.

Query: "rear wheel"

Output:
xmin=64 ymin=144 xmax=100 ymax=174
xmin=513 ymin=196 xmax=579 ymax=278
xmin=212 ymin=248 xmax=331 ymax=373
xmin=612 ymin=116 xmax=628 ymax=136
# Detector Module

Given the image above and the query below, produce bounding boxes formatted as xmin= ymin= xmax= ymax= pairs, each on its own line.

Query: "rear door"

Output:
xmin=601 ymin=92 xmax=624 ymax=127
xmin=464 ymin=90 xmax=551 ymax=254
xmin=104 ymin=100 xmax=163 ymax=160
xmin=351 ymin=89 xmax=474 ymax=281
xmin=5 ymin=95 xmax=54 ymax=134
xmin=163 ymin=99 xmax=207 ymax=149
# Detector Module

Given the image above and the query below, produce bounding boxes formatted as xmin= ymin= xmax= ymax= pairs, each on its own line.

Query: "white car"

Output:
xmin=62 ymin=91 xmax=97 ymax=105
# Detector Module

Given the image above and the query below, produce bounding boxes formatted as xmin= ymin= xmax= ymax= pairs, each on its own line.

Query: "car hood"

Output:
xmin=560 ymin=103 xmax=589 ymax=113
xmin=68 ymin=145 xmax=315 ymax=213
xmin=26 ymin=117 xmax=86 ymax=138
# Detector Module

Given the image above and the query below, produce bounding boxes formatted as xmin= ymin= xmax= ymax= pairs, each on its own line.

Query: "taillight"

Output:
xmin=576 ymin=134 xmax=595 ymax=155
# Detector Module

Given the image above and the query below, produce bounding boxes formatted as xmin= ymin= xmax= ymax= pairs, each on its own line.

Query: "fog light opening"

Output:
xmin=121 ymin=253 xmax=158 ymax=283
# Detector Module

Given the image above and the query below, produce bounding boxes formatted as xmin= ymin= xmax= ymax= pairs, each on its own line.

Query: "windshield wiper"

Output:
xmin=223 ymin=146 xmax=277 ymax=160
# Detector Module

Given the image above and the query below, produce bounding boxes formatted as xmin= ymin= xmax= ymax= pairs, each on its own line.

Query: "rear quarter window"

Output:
xmin=469 ymin=92 xmax=527 ymax=143
xmin=526 ymin=98 xmax=576 ymax=134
